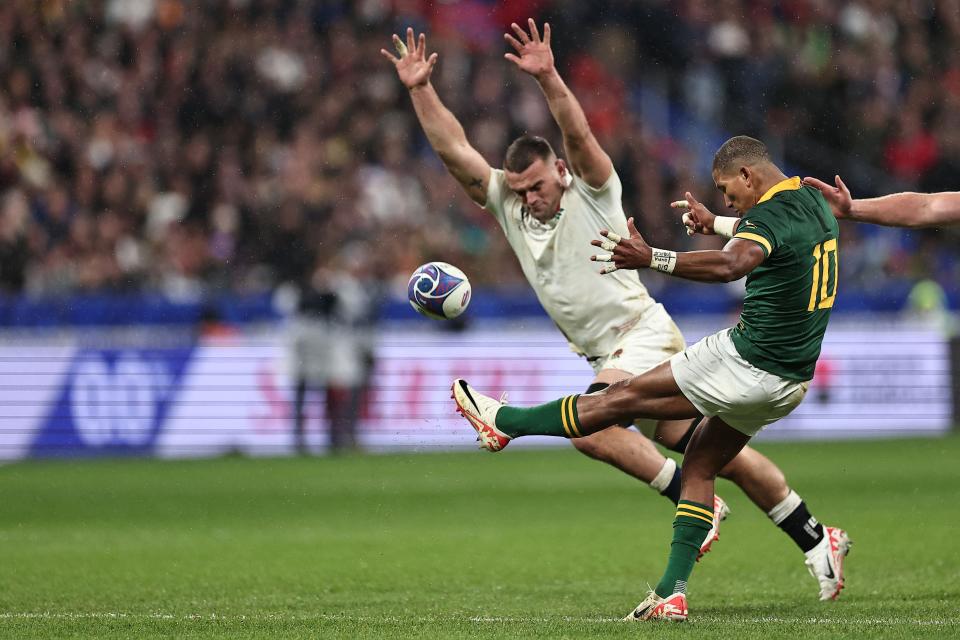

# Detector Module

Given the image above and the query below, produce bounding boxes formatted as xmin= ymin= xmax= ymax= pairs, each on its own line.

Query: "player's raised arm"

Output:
xmin=505 ymin=19 xmax=612 ymax=188
xmin=803 ymin=175 xmax=960 ymax=228
xmin=590 ymin=217 xmax=765 ymax=282
xmin=381 ymin=28 xmax=491 ymax=205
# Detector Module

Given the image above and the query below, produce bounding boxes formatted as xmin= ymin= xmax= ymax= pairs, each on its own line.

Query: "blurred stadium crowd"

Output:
xmin=0 ymin=0 xmax=957 ymax=303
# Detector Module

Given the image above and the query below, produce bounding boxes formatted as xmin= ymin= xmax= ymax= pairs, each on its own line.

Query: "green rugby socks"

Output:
xmin=654 ymin=500 xmax=714 ymax=598
xmin=496 ymin=395 xmax=582 ymax=438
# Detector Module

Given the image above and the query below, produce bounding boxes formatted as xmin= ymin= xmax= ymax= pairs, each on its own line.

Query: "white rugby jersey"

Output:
xmin=485 ymin=168 xmax=655 ymax=358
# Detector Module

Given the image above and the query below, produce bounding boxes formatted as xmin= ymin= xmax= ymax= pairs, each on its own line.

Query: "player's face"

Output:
xmin=504 ymin=157 xmax=566 ymax=220
xmin=712 ymin=167 xmax=758 ymax=215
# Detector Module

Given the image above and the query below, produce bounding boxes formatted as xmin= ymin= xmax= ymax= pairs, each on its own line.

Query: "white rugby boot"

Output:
xmin=451 ymin=379 xmax=511 ymax=452
xmin=624 ymin=591 xmax=688 ymax=622
xmin=804 ymin=526 xmax=851 ymax=600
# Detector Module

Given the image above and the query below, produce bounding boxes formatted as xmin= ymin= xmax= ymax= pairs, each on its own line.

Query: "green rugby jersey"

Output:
xmin=730 ymin=177 xmax=839 ymax=381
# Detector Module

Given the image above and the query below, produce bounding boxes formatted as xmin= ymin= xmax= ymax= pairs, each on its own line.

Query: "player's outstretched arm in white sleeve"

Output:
xmin=504 ymin=19 xmax=612 ymax=189
xmin=382 ymin=28 xmax=491 ymax=205
xmin=803 ymin=174 xmax=960 ymax=228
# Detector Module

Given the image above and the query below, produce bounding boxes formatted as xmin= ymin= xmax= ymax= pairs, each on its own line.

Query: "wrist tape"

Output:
xmin=650 ymin=248 xmax=677 ymax=274
xmin=714 ymin=216 xmax=739 ymax=238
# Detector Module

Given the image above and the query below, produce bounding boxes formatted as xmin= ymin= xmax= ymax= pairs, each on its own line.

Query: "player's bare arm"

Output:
xmin=803 ymin=175 xmax=960 ymax=228
xmin=382 ymin=28 xmax=491 ymax=205
xmin=590 ymin=217 xmax=765 ymax=282
xmin=504 ymin=19 xmax=612 ymax=188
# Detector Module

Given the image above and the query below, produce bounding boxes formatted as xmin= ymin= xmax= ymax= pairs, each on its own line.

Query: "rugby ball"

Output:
xmin=407 ymin=262 xmax=472 ymax=320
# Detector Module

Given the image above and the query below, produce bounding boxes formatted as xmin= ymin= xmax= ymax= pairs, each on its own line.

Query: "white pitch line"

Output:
xmin=468 ymin=615 xmax=960 ymax=626
xmin=0 ymin=612 xmax=957 ymax=626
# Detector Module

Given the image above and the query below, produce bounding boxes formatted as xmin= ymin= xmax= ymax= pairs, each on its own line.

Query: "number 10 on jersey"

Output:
xmin=808 ymin=239 xmax=838 ymax=311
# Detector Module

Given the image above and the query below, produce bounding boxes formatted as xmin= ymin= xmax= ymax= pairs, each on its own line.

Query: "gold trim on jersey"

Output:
xmin=757 ymin=176 xmax=802 ymax=204
xmin=734 ymin=232 xmax=773 ymax=254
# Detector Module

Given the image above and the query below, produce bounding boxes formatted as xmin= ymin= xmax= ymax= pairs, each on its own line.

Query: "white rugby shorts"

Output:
xmin=589 ymin=303 xmax=686 ymax=377
xmin=669 ymin=328 xmax=809 ymax=437
xmin=589 ymin=303 xmax=686 ymax=437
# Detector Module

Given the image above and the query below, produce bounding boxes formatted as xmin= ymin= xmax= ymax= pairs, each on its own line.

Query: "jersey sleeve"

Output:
xmin=484 ymin=168 xmax=510 ymax=224
xmin=733 ymin=204 xmax=784 ymax=258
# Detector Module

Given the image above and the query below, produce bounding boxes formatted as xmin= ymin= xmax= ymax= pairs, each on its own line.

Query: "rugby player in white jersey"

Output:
xmin=381 ymin=21 xmax=844 ymax=599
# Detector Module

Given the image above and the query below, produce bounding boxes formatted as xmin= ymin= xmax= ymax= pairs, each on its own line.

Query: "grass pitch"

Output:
xmin=2 ymin=436 xmax=960 ymax=639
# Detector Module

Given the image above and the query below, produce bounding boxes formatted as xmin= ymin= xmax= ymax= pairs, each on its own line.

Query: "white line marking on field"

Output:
xmin=468 ymin=615 xmax=959 ymax=626
xmin=0 ymin=612 xmax=958 ymax=626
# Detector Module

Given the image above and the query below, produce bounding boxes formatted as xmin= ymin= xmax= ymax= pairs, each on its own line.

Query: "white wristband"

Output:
xmin=714 ymin=216 xmax=739 ymax=238
xmin=649 ymin=248 xmax=677 ymax=274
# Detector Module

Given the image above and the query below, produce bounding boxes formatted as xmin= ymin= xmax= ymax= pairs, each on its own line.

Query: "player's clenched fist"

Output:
xmin=590 ymin=217 xmax=652 ymax=273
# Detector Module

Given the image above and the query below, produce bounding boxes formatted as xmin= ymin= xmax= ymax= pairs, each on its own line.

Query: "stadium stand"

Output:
xmin=0 ymin=0 xmax=957 ymax=323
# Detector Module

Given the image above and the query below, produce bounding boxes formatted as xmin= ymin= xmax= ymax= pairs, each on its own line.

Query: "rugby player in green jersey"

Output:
xmin=451 ymin=136 xmax=850 ymax=621
xmin=384 ymin=22 xmax=854 ymax=577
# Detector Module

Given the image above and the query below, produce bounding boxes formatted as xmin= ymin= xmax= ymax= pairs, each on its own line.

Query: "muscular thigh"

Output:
xmin=577 ymin=367 xmax=680 ymax=456
xmin=585 ymin=360 xmax=700 ymax=424
xmin=592 ymin=365 xmax=697 ymax=437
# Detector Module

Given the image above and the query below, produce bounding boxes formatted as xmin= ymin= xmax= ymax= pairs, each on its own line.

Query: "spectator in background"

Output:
xmin=0 ymin=189 xmax=30 ymax=293
xmin=0 ymin=1 xmax=954 ymax=310
xmin=288 ymin=244 xmax=378 ymax=455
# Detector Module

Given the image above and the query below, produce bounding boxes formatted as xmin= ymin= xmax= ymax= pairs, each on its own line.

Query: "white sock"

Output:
xmin=767 ymin=489 xmax=803 ymax=525
xmin=649 ymin=458 xmax=677 ymax=493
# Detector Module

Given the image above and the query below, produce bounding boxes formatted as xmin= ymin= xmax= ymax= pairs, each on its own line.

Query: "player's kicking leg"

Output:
xmin=454 ymin=361 xmax=713 ymax=618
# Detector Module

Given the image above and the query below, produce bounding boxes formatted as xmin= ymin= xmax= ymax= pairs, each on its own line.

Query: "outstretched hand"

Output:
xmin=802 ymin=175 xmax=852 ymax=219
xmin=672 ymin=192 xmax=718 ymax=236
xmin=589 ymin=217 xmax=651 ymax=273
xmin=504 ymin=19 xmax=554 ymax=78
xmin=380 ymin=27 xmax=438 ymax=90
